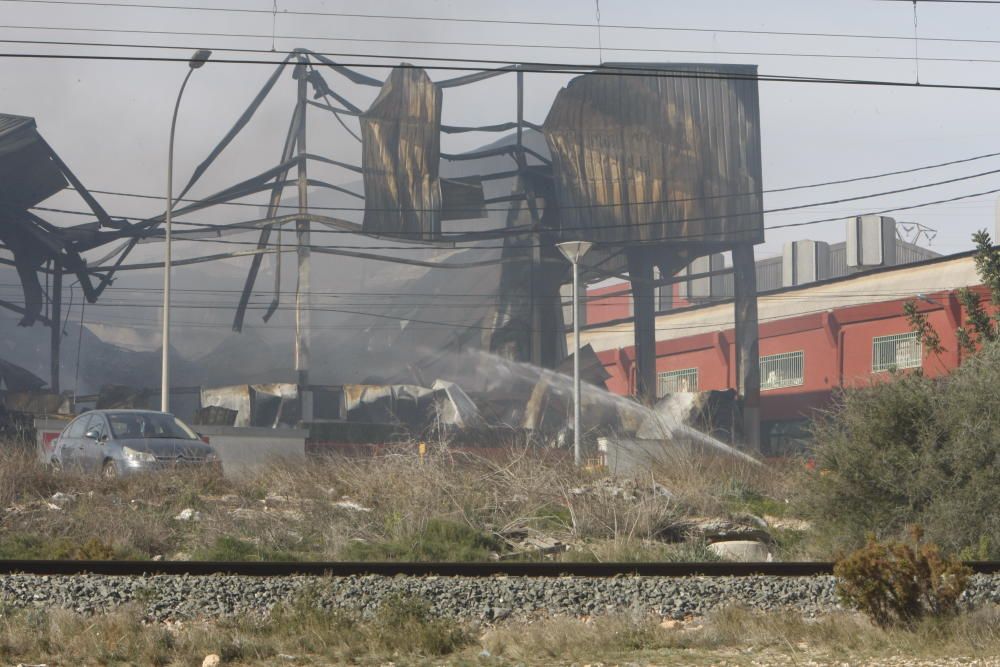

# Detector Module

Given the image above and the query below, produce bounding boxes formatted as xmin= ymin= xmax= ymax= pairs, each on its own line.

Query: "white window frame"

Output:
xmin=872 ymin=331 xmax=922 ymax=373
xmin=760 ymin=351 xmax=805 ymax=391
xmin=657 ymin=368 xmax=699 ymax=396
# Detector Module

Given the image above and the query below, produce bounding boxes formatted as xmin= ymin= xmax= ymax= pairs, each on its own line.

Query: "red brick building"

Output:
xmin=577 ymin=250 xmax=981 ymax=453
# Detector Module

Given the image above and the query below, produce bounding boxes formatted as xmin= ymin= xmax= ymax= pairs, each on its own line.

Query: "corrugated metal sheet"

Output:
xmin=0 ymin=113 xmax=33 ymax=141
xmin=361 ymin=66 xmax=443 ymax=237
xmin=896 ymin=240 xmax=939 ymax=265
xmin=543 ymin=64 xmax=764 ymax=245
xmin=755 ymin=257 xmax=782 ymax=293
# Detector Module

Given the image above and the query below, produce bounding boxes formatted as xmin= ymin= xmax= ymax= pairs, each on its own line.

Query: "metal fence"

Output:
xmin=760 ymin=351 xmax=805 ymax=390
xmin=872 ymin=331 xmax=922 ymax=372
xmin=657 ymin=368 xmax=698 ymax=396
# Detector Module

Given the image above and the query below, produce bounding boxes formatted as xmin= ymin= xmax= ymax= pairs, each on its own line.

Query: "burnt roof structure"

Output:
xmin=544 ymin=64 xmax=764 ymax=246
xmin=0 ymin=54 xmax=766 ymax=447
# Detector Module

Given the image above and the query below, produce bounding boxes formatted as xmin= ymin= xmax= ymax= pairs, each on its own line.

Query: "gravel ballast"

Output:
xmin=2 ymin=573 xmax=1000 ymax=621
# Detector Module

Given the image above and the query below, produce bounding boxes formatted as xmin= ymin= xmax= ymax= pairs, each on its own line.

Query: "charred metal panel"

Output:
xmin=0 ymin=114 xmax=67 ymax=211
xmin=361 ymin=66 xmax=443 ymax=237
xmin=543 ymin=64 xmax=764 ymax=245
xmin=0 ymin=356 xmax=47 ymax=392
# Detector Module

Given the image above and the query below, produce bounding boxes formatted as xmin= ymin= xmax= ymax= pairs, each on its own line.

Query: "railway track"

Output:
xmin=1 ymin=559 xmax=999 ymax=577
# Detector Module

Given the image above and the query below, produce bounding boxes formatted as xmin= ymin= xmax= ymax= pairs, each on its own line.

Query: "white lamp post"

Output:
xmin=161 ymin=49 xmax=211 ymax=413
xmin=556 ymin=240 xmax=593 ymax=466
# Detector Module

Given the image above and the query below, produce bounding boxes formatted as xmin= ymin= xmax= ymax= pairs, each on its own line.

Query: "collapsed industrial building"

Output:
xmin=2 ymin=51 xmax=773 ymax=467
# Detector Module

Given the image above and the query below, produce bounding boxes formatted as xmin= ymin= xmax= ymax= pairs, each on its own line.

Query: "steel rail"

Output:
xmin=0 ymin=560 xmax=999 ymax=577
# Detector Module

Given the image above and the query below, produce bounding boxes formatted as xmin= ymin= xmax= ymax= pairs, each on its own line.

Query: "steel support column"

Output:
xmin=732 ymin=243 xmax=761 ymax=451
xmin=627 ymin=247 xmax=657 ymax=403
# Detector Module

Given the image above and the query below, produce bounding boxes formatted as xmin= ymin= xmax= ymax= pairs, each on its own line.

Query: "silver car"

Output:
xmin=51 ymin=410 xmax=221 ymax=478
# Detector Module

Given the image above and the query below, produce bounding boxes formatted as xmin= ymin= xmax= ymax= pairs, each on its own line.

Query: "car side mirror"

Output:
xmin=84 ymin=429 xmax=100 ymax=440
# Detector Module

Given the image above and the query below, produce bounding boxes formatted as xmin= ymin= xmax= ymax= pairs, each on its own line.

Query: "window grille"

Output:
xmin=872 ymin=331 xmax=922 ymax=372
xmin=657 ymin=368 xmax=698 ymax=396
xmin=760 ymin=351 xmax=805 ymax=391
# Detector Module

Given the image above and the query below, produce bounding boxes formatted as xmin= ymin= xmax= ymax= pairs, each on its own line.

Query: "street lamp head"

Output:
xmin=188 ymin=50 xmax=212 ymax=69
xmin=556 ymin=240 xmax=594 ymax=265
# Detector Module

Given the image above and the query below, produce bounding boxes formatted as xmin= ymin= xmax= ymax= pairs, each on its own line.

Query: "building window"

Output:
xmin=657 ymin=368 xmax=698 ymax=396
xmin=872 ymin=332 xmax=922 ymax=373
xmin=760 ymin=351 xmax=805 ymax=391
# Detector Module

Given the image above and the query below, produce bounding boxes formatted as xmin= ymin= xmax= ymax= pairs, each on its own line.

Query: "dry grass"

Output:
xmin=483 ymin=605 xmax=1000 ymax=666
xmin=0 ymin=443 xmax=801 ymax=562
xmin=2 ymin=599 xmax=1000 ymax=666
xmin=0 ymin=594 xmax=472 ymax=666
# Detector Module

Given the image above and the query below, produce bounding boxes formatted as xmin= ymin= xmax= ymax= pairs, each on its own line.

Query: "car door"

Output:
xmin=79 ymin=413 xmax=108 ymax=474
xmin=57 ymin=414 xmax=90 ymax=471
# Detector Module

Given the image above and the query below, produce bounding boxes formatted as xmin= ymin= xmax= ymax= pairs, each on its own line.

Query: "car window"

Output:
xmin=64 ymin=415 xmax=91 ymax=438
xmin=107 ymin=412 xmax=198 ymax=440
xmin=87 ymin=414 xmax=107 ymax=438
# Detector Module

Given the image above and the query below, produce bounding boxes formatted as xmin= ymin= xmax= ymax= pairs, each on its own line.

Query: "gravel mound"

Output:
xmin=1 ymin=573 xmax=999 ymax=622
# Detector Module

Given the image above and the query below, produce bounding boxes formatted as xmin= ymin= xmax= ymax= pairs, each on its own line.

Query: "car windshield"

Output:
xmin=107 ymin=413 xmax=199 ymax=440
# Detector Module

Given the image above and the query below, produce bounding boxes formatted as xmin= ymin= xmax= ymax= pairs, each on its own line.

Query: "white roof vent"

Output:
xmin=783 ymin=240 xmax=831 ymax=287
xmin=846 ymin=215 xmax=897 ymax=268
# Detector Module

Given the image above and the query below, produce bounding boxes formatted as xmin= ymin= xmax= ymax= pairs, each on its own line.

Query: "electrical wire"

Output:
xmin=31 ymin=165 xmax=1000 ymax=245
xmin=7 ymin=48 xmax=1000 ymax=97
xmin=6 ymin=0 xmax=1000 ymax=47
xmin=10 ymin=26 xmax=1000 ymax=65
xmin=59 ymin=146 xmax=1000 ymax=212
xmin=11 ymin=295 xmax=957 ymax=335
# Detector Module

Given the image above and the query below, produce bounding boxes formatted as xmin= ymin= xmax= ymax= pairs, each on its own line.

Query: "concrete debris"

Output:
xmin=498 ymin=531 xmax=567 ymax=560
xmin=667 ymin=517 xmax=772 ymax=545
xmin=708 ymin=540 xmax=772 ymax=562
xmin=173 ymin=508 xmax=202 ymax=522
xmin=201 ymin=655 xmax=221 ymax=667
xmin=764 ymin=515 xmax=812 ymax=532
xmin=333 ymin=500 xmax=372 ymax=513
xmin=49 ymin=492 xmax=74 ymax=507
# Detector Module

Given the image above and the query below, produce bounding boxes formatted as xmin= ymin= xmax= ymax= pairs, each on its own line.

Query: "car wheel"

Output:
xmin=101 ymin=459 xmax=119 ymax=479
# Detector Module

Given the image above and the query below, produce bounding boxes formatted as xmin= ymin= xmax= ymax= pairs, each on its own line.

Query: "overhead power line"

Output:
xmin=5 ymin=0 xmax=1000 ymax=46
xmin=9 ymin=27 xmax=1000 ymax=65
xmin=8 ymin=49 xmax=1000 ymax=96
xmin=64 ymin=147 xmax=1000 ymax=214
xmin=879 ymin=0 xmax=1000 ymax=4
xmin=33 ymin=160 xmax=1000 ymax=242
xmin=8 ymin=298 xmax=963 ymax=335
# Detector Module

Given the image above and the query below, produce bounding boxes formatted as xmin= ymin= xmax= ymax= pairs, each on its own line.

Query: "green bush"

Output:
xmin=801 ymin=343 xmax=1000 ymax=556
xmin=834 ymin=527 xmax=971 ymax=628
xmin=190 ymin=536 xmax=305 ymax=562
xmin=339 ymin=518 xmax=503 ymax=562
xmin=370 ymin=595 xmax=472 ymax=656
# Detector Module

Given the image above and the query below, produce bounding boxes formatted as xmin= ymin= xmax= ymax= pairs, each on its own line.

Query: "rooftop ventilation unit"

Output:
xmin=783 ymin=240 xmax=831 ymax=287
xmin=679 ymin=253 xmax=728 ymax=302
xmin=846 ymin=215 xmax=897 ymax=268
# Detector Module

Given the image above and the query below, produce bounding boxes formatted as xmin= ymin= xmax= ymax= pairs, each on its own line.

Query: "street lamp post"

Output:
xmin=556 ymin=240 xmax=593 ymax=466
xmin=161 ymin=49 xmax=211 ymax=413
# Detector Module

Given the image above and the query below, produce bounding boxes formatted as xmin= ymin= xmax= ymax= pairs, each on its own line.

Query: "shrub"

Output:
xmin=834 ymin=527 xmax=971 ymax=628
xmin=801 ymin=344 xmax=1000 ymax=557
xmin=339 ymin=518 xmax=503 ymax=561
xmin=369 ymin=595 xmax=472 ymax=656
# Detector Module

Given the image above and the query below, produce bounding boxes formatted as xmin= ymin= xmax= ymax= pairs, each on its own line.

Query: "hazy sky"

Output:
xmin=4 ymin=0 xmax=1000 ymax=255
xmin=5 ymin=0 xmax=1000 ymax=351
